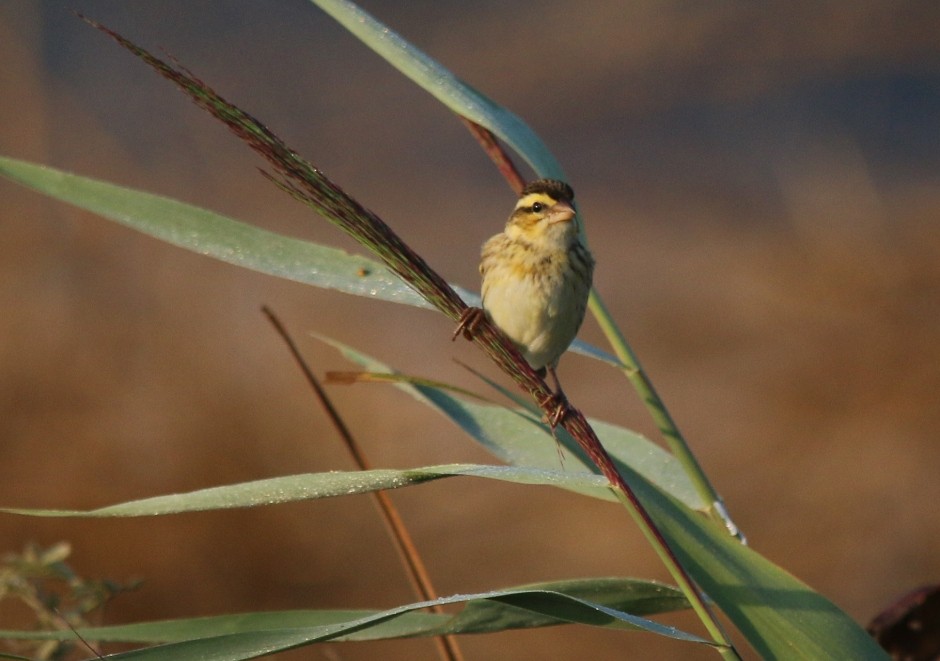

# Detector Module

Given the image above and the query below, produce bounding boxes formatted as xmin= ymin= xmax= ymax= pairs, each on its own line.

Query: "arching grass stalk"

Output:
xmin=586 ymin=290 xmax=742 ymax=539
xmin=80 ymin=17 xmax=740 ymax=658
xmin=262 ymin=307 xmax=464 ymax=661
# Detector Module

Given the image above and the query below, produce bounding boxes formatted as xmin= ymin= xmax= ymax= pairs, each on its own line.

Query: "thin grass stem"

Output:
xmin=261 ymin=306 xmax=464 ymax=661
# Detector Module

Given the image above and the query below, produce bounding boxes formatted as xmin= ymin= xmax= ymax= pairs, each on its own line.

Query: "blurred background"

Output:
xmin=1 ymin=2 xmax=938 ymax=659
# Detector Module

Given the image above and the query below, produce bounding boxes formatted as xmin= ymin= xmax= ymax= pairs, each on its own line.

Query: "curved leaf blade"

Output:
xmin=308 ymin=0 xmax=564 ymax=180
xmin=0 ymin=155 xmax=425 ymax=307
xmin=0 ymin=464 xmax=611 ymax=518
xmin=0 ymin=578 xmax=688 ymax=644
xmin=0 ymin=582 xmax=702 ymax=660
xmin=0 ymin=155 xmax=618 ymax=367
xmin=316 ymin=335 xmax=703 ymax=509
xmin=0 ymin=464 xmax=888 ymax=658
xmin=619 ymin=460 xmax=888 ymax=660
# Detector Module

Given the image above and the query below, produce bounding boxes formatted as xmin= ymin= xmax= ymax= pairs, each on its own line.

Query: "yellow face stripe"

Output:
xmin=514 ymin=192 xmax=558 ymax=212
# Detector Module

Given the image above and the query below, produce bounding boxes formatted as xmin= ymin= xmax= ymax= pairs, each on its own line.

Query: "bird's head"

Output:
xmin=506 ymin=179 xmax=578 ymax=245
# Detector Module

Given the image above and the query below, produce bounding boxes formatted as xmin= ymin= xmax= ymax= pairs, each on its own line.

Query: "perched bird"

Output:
xmin=456 ymin=179 xmax=595 ymax=425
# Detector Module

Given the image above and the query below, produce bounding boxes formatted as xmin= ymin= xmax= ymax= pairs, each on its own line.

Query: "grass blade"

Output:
xmin=316 ymin=334 xmax=703 ymax=509
xmin=0 ymin=465 xmax=610 ymax=518
xmin=0 ymin=462 xmax=886 ymax=657
xmin=0 ymin=155 xmax=615 ymax=366
xmin=308 ymin=0 xmax=565 ymax=179
xmin=0 ymin=155 xmax=425 ymax=307
xmin=0 ymin=578 xmax=689 ymax=644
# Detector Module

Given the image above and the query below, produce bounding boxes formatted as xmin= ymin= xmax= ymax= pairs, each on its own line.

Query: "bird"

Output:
xmin=455 ymin=179 xmax=595 ymax=426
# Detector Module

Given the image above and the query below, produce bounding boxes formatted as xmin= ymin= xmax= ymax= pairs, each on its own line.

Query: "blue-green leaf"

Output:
xmin=308 ymin=0 xmax=564 ymax=180
xmin=0 ymin=464 xmax=609 ymax=517
xmin=0 ymin=155 xmax=619 ymax=367
xmin=0 ymin=578 xmax=689 ymax=644
xmin=0 ymin=580 xmax=703 ymax=660
xmin=0 ymin=155 xmax=424 ymax=307
xmin=316 ymin=334 xmax=703 ymax=509
xmin=0 ymin=462 xmax=887 ymax=658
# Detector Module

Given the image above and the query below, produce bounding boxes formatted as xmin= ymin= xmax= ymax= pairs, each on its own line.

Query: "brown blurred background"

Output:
xmin=1 ymin=2 xmax=939 ymax=659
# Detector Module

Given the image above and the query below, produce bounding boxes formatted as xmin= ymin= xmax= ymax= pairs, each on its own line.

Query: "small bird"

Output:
xmin=456 ymin=179 xmax=595 ymax=425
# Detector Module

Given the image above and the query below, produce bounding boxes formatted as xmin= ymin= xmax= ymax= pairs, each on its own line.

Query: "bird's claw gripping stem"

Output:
xmin=453 ymin=307 xmax=486 ymax=341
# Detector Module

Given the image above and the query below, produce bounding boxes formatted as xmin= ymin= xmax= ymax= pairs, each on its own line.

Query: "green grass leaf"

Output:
xmin=0 ymin=155 xmax=619 ymax=367
xmin=0 ymin=580 xmax=703 ymax=659
xmin=0 ymin=578 xmax=690 ymax=644
xmin=0 ymin=464 xmax=885 ymax=658
xmin=308 ymin=0 xmax=565 ymax=180
xmin=614 ymin=461 xmax=888 ymax=660
xmin=317 ymin=334 xmax=703 ymax=509
xmin=0 ymin=155 xmax=426 ymax=307
xmin=0 ymin=464 xmax=609 ymax=517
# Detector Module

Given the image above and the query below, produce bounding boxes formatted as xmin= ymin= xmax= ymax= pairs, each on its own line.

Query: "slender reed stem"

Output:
xmin=458 ymin=117 xmax=526 ymax=195
xmin=58 ymin=611 xmax=104 ymax=660
xmin=261 ymin=306 xmax=463 ymax=661
xmin=587 ymin=291 xmax=743 ymax=538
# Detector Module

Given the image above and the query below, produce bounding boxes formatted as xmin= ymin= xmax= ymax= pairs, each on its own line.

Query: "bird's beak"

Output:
xmin=547 ymin=201 xmax=576 ymax=224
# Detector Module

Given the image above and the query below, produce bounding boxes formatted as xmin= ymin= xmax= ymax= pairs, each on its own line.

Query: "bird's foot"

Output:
xmin=453 ymin=307 xmax=486 ymax=341
xmin=536 ymin=389 xmax=571 ymax=428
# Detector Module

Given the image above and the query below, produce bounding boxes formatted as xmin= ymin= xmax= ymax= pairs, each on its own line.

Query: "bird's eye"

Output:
xmin=531 ymin=202 xmax=544 ymax=213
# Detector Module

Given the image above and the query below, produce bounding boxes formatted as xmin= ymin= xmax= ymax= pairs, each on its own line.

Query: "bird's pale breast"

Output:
xmin=481 ymin=235 xmax=592 ymax=370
